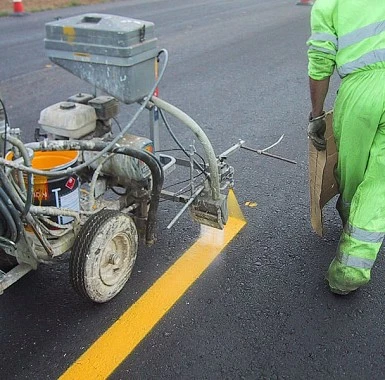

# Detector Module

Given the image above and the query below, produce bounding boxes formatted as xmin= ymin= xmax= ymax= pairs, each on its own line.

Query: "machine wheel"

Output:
xmin=70 ymin=209 xmax=138 ymax=303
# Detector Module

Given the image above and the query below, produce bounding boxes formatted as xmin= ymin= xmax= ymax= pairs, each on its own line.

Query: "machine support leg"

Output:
xmin=149 ymin=106 xmax=160 ymax=157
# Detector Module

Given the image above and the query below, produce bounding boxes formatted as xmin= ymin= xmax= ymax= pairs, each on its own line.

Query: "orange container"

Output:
xmin=7 ymin=150 xmax=80 ymax=225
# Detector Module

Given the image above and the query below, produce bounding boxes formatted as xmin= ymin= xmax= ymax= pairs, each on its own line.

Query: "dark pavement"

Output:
xmin=1 ymin=1 xmax=385 ymax=379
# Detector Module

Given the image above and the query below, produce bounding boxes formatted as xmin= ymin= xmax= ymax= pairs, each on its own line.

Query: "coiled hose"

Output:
xmin=0 ymin=185 xmax=22 ymax=244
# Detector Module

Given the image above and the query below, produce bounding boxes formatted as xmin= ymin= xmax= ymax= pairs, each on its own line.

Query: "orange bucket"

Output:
xmin=7 ymin=150 xmax=80 ymax=225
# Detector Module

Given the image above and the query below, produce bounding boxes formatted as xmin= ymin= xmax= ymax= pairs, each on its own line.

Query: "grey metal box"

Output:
xmin=45 ymin=14 xmax=158 ymax=104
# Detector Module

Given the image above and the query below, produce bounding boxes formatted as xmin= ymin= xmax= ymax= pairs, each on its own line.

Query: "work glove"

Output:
xmin=307 ymin=111 xmax=326 ymax=151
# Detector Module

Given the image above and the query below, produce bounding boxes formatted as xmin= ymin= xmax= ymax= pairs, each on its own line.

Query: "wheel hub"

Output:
xmin=99 ymin=233 xmax=131 ymax=286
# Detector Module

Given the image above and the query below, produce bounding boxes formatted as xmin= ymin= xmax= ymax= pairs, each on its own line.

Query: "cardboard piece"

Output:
xmin=308 ymin=111 xmax=339 ymax=236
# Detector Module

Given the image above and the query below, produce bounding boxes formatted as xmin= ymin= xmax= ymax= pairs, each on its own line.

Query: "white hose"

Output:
xmin=151 ymin=96 xmax=220 ymax=200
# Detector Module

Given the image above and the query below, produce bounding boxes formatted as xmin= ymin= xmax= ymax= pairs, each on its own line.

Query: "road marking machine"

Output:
xmin=0 ymin=13 xmax=295 ymax=303
xmin=0 ymin=13 xmax=245 ymax=302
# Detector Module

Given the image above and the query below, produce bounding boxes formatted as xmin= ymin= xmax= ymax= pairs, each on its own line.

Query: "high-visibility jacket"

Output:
xmin=307 ymin=0 xmax=385 ymax=80
xmin=307 ymin=0 xmax=385 ymax=293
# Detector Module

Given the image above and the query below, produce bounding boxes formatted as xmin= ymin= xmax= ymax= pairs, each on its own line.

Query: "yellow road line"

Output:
xmin=60 ymin=190 xmax=246 ymax=380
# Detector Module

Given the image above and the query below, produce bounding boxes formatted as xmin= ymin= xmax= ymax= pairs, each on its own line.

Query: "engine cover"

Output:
xmin=39 ymin=101 xmax=97 ymax=139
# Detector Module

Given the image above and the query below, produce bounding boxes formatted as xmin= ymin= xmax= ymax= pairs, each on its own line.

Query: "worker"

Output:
xmin=307 ymin=0 xmax=385 ymax=295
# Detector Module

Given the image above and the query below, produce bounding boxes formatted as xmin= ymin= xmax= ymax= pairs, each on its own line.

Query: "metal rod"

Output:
xmin=167 ymin=186 xmax=204 ymax=229
xmin=189 ymin=142 xmax=196 ymax=195
xmin=0 ymin=263 xmax=33 ymax=294
xmin=219 ymin=140 xmax=245 ymax=159
xmin=241 ymin=145 xmax=297 ymax=164
xmin=150 ymin=106 xmax=161 ymax=158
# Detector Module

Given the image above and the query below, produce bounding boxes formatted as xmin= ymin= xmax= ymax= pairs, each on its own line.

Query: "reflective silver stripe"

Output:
xmin=339 ymin=21 xmax=385 ymax=49
xmin=338 ymin=48 xmax=385 ymax=77
xmin=345 ymin=223 xmax=385 ymax=243
xmin=308 ymin=33 xmax=338 ymax=47
xmin=336 ymin=252 xmax=375 ymax=269
xmin=308 ymin=45 xmax=336 ymax=55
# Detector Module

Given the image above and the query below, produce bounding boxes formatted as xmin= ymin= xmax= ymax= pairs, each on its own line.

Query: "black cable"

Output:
xmin=0 ymin=198 xmax=16 ymax=241
xmin=190 ymin=151 xmax=206 ymax=170
xmin=0 ymin=167 xmax=24 ymax=213
xmin=159 ymin=108 xmax=207 ymax=174
xmin=159 ymin=176 xmax=206 ymax=203
xmin=0 ymin=191 xmax=18 ymax=242
xmin=111 ymin=186 xmax=127 ymax=196
xmin=155 ymin=148 xmax=207 ymax=175
xmin=112 ymin=145 xmax=164 ymax=245
xmin=163 ymin=170 xmax=205 ymax=190
xmin=159 ymin=171 xmax=209 ymax=204
xmin=155 ymin=147 xmax=207 ymax=192
xmin=0 ymin=101 xmax=33 ymax=217
xmin=0 ymin=187 xmax=22 ymax=243
xmin=5 ymin=137 xmax=33 ymax=217
xmin=0 ymin=97 xmax=9 ymax=158
xmin=11 ymin=142 xmax=33 ymax=217
xmin=30 ymin=140 xmax=164 ymax=245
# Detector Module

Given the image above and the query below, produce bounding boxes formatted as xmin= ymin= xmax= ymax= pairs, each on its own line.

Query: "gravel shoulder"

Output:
xmin=0 ymin=0 xmax=108 ymax=14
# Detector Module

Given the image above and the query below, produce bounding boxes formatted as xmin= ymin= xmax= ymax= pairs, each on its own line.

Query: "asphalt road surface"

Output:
xmin=1 ymin=1 xmax=385 ymax=379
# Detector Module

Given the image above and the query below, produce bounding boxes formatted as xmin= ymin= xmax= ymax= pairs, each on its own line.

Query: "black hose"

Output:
xmin=0 ymin=187 xmax=22 ymax=242
xmin=0 ymin=97 xmax=9 ymax=159
xmin=5 ymin=135 xmax=33 ymax=217
xmin=22 ymin=173 xmax=33 ymax=217
xmin=23 ymin=140 xmax=164 ymax=246
xmin=0 ymin=195 xmax=17 ymax=242
xmin=159 ymin=108 xmax=206 ymax=174
xmin=0 ymin=167 xmax=54 ymax=257
xmin=113 ymin=146 xmax=164 ymax=245
xmin=0 ymin=167 xmax=24 ymax=213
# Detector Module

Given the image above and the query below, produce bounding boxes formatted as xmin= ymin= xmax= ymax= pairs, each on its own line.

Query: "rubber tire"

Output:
xmin=0 ymin=248 xmax=18 ymax=272
xmin=70 ymin=209 xmax=138 ymax=303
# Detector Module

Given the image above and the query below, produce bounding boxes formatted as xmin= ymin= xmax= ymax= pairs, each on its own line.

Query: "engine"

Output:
xmin=38 ymin=93 xmax=154 ymax=185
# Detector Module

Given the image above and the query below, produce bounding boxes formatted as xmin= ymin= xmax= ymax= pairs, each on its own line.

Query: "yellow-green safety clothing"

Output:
xmin=308 ymin=0 xmax=385 ymax=80
xmin=307 ymin=0 xmax=385 ymax=293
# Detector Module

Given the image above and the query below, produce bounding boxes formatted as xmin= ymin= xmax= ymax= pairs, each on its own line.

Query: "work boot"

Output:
xmin=325 ymin=258 xmax=369 ymax=295
xmin=327 ymin=284 xmax=355 ymax=296
xmin=325 ymin=274 xmax=356 ymax=295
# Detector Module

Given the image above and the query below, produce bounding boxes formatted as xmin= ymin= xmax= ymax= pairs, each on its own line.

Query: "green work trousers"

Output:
xmin=328 ymin=69 xmax=385 ymax=293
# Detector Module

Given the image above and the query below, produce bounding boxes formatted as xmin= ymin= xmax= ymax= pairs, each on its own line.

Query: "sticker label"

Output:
xmin=65 ymin=177 xmax=76 ymax=190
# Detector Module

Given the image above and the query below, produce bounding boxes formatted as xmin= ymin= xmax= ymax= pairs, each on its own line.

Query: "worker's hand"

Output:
xmin=308 ymin=111 xmax=326 ymax=151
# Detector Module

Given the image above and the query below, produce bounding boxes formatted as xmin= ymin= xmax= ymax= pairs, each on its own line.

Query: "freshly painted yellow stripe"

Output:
xmin=60 ymin=190 xmax=246 ymax=380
